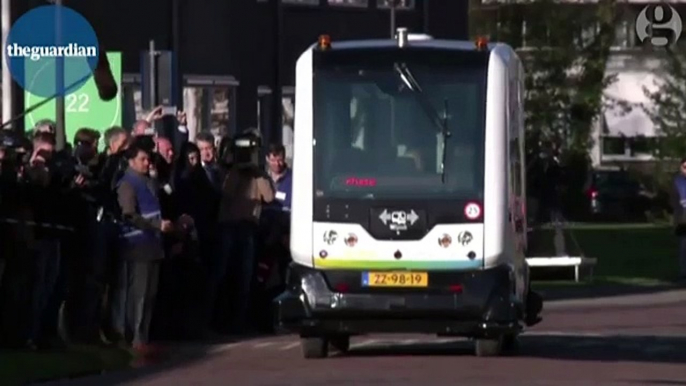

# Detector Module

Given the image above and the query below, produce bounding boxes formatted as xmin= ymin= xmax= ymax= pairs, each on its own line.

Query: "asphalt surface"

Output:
xmin=49 ymin=290 xmax=686 ymax=386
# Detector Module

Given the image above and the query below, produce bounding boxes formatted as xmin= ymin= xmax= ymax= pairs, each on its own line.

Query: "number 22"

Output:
xmin=66 ymin=93 xmax=89 ymax=113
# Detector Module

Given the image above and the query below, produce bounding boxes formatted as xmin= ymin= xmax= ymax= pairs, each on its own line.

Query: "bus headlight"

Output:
xmin=344 ymin=233 xmax=358 ymax=247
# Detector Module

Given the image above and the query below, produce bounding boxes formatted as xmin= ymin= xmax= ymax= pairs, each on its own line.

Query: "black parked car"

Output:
xmin=583 ymin=168 xmax=652 ymax=221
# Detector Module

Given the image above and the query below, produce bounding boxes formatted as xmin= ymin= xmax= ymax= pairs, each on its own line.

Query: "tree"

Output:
xmin=470 ymin=0 xmax=619 ymax=219
xmin=472 ymin=0 xmax=618 ymax=154
xmin=642 ymin=48 xmax=686 ymax=163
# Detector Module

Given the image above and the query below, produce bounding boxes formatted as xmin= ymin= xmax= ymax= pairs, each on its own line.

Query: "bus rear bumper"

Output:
xmin=273 ymin=263 xmax=524 ymax=338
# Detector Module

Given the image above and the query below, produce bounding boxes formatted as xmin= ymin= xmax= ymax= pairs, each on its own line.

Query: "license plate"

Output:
xmin=362 ymin=272 xmax=428 ymax=287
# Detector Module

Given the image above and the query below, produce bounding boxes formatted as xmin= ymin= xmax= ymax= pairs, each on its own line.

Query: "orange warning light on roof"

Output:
xmin=319 ymin=35 xmax=331 ymax=50
xmin=475 ymin=36 xmax=488 ymax=50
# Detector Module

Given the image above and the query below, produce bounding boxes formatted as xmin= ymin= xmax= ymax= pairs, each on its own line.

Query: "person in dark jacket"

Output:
xmin=23 ymin=132 xmax=67 ymax=349
xmin=95 ymin=126 xmax=130 ymax=344
xmin=671 ymin=157 xmax=686 ymax=283
xmin=152 ymin=142 xmax=207 ymax=339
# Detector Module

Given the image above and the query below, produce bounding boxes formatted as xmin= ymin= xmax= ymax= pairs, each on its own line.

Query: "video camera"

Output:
xmin=231 ymin=129 xmax=262 ymax=166
xmin=0 ymin=130 xmax=30 ymax=176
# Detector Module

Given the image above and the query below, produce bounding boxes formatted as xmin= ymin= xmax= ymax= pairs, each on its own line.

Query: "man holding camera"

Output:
xmin=23 ymin=132 xmax=70 ymax=349
xmin=216 ymin=130 xmax=274 ymax=334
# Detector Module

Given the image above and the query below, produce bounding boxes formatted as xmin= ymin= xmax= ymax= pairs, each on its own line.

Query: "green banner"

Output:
xmin=24 ymin=52 xmax=122 ymax=149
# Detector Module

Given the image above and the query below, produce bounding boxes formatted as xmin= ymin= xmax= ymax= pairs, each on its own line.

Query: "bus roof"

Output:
xmin=318 ymin=38 xmax=496 ymax=52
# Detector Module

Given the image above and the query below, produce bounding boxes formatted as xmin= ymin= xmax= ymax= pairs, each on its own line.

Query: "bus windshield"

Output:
xmin=312 ymin=48 xmax=488 ymax=200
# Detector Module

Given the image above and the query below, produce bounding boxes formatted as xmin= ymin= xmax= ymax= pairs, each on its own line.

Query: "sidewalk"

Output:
xmin=0 ymin=345 xmax=132 ymax=386
xmin=544 ymin=287 xmax=686 ymax=310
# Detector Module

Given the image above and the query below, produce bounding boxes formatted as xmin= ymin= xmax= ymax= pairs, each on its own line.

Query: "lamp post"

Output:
xmin=389 ymin=0 xmax=400 ymax=38
xmin=54 ymin=0 xmax=66 ymax=150
xmin=1 ymin=0 xmax=12 ymax=129
xmin=271 ymin=0 xmax=283 ymax=148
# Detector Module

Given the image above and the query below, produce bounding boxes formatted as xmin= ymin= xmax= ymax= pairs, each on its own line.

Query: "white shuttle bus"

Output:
xmin=274 ymin=29 xmax=543 ymax=359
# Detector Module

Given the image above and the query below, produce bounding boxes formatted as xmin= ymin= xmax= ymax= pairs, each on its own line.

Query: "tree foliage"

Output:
xmin=471 ymin=0 xmax=619 ymax=157
xmin=469 ymin=0 xmax=619 ymax=219
xmin=642 ymin=48 xmax=686 ymax=162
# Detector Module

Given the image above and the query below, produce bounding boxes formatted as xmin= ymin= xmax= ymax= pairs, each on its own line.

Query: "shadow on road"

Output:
xmin=534 ymin=282 xmax=682 ymax=302
xmin=38 ymin=334 xmax=280 ymax=386
xmin=341 ymin=334 xmax=686 ymax=365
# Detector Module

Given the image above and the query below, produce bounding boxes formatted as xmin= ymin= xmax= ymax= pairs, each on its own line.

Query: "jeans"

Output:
xmin=218 ymin=221 xmax=257 ymax=333
xmin=126 ymin=260 xmax=160 ymax=346
xmin=110 ymin=257 xmax=128 ymax=336
xmin=30 ymin=239 xmax=61 ymax=342
xmin=679 ymin=237 xmax=686 ymax=279
xmin=73 ymin=219 xmax=109 ymax=339
xmin=96 ymin=220 xmax=127 ymax=337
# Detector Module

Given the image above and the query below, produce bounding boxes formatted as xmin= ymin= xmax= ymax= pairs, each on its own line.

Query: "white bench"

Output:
xmin=526 ymin=256 xmax=598 ymax=282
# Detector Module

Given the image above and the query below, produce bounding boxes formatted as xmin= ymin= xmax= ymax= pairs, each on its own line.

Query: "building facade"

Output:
xmin=4 ymin=0 xmax=469 ymax=157
xmin=472 ymin=0 xmax=686 ymax=169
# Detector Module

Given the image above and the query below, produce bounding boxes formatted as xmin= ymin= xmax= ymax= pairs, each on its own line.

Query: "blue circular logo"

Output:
xmin=6 ymin=5 xmax=99 ymax=98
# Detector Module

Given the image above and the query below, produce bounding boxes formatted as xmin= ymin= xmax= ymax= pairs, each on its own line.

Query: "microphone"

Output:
xmin=93 ymin=47 xmax=118 ymax=101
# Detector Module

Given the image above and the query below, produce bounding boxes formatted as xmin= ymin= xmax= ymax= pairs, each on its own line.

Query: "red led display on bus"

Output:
xmin=345 ymin=177 xmax=377 ymax=187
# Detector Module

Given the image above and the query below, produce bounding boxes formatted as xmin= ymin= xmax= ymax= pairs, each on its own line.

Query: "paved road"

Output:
xmin=53 ymin=295 xmax=686 ymax=386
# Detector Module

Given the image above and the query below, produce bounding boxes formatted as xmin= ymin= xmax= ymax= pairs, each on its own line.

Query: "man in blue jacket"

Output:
xmin=266 ymin=144 xmax=292 ymax=213
xmin=117 ymin=143 xmax=175 ymax=352
xmin=672 ymin=157 xmax=686 ymax=283
xmin=260 ymin=144 xmax=293 ymax=297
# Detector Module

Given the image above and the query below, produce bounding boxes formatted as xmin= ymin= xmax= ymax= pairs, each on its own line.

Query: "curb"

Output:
xmin=544 ymin=289 xmax=686 ymax=310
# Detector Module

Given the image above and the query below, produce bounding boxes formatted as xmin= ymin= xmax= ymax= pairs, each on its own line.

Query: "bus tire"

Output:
xmin=502 ymin=333 xmax=520 ymax=354
xmin=330 ymin=335 xmax=350 ymax=353
xmin=301 ymin=337 xmax=329 ymax=359
xmin=475 ymin=337 xmax=503 ymax=357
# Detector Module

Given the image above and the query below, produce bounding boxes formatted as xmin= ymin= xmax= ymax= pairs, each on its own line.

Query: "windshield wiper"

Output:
xmin=393 ymin=62 xmax=452 ymax=183
xmin=440 ymin=98 xmax=451 ymax=183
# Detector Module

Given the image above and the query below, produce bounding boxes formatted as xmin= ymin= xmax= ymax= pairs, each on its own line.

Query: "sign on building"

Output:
xmin=24 ymin=52 xmax=122 ymax=147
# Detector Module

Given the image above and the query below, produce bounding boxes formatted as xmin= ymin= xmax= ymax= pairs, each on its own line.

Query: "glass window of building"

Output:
xmin=328 ymin=0 xmax=368 ymax=7
xmin=184 ymin=75 xmax=238 ymax=143
xmin=376 ymin=0 xmax=414 ymax=10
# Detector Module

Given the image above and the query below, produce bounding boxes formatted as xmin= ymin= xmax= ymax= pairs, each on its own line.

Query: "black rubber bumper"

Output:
xmin=273 ymin=263 xmax=523 ymax=338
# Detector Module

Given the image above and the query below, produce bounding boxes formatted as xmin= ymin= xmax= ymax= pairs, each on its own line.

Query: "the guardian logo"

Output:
xmin=6 ymin=43 xmax=97 ymax=61
xmin=6 ymin=5 xmax=100 ymax=98
xmin=636 ymin=3 xmax=682 ymax=47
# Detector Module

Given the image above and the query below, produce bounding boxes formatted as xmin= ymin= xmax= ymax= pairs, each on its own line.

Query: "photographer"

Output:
xmin=65 ymin=128 xmax=110 ymax=343
xmin=215 ymin=130 xmax=274 ymax=334
xmin=95 ymin=126 xmax=130 ymax=344
xmin=22 ymin=132 xmax=72 ymax=349
xmin=0 ymin=130 xmax=34 ymax=348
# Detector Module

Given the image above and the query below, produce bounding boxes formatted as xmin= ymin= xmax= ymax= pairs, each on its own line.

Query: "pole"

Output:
xmin=271 ymin=0 xmax=283 ymax=148
xmin=390 ymin=0 xmax=397 ymax=38
xmin=148 ymin=39 xmax=158 ymax=134
xmin=171 ymin=0 xmax=183 ymax=145
xmin=1 ymin=0 xmax=12 ymax=130
xmin=149 ymin=39 xmax=156 ymax=109
xmin=55 ymin=0 xmax=66 ymax=150
xmin=422 ymin=0 xmax=429 ymax=35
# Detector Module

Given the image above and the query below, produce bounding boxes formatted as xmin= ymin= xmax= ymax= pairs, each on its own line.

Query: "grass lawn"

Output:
xmin=528 ymin=223 xmax=680 ymax=285
xmin=0 ymin=345 xmax=132 ymax=385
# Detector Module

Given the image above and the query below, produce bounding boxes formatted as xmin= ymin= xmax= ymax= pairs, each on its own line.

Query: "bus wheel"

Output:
xmin=475 ymin=337 xmax=503 ymax=357
xmin=301 ymin=337 xmax=329 ymax=359
xmin=330 ymin=335 xmax=350 ymax=353
xmin=502 ymin=333 xmax=520 ymax=354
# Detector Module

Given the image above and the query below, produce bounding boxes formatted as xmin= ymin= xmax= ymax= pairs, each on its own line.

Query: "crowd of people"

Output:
xmin=0 ymin=106 xmax=293 ymax=354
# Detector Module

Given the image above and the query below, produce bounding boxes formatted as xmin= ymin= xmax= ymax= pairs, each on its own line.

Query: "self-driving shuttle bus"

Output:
xmin=274 ymin=29 xmax=542 ymax=358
